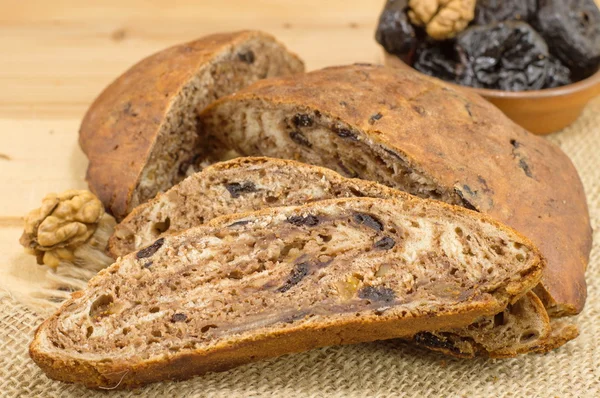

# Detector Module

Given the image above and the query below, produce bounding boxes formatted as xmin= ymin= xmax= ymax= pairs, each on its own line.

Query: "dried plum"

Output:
xmin=353 ymin=213 xmax=384 ymax=231
xmin=474 ymin=0 xmax=537 ymax=25
xmin=358 ymin=285 xmax=396 ymax=302
xmin=136 ymin=238 xmax=165 ymax=259
xmin=292 ymin=114 xmax=314 ymax=128
xmin=534 ymin=0 xmax=600 ymax=79
xmin=171 ymin=313 xmax=187 ymax=323
xmin=544 ymin=57 xmax=572 ymax=88
xmin=289 ymin=130 xmax=312 ymax=147
xmin=413 ymin=40 xmax=473 ymax=85
xmin=225 ymin=182 xmax=257 ymax=198
xmin=456 ymin=22 xmax=550 ymax=91
xmin=277 ymin=262 xmax=310 ymax=293
xmin=376 ymin=0 xmax=419 ymax=56
xmin=374 ymin=236 xmax=396 ymax=250
xmin=287 ymin=215 xmax=320 ymax=227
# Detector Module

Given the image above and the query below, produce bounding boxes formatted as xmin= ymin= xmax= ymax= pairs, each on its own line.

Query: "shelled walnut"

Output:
xmin=20 ymin=190 xmax=115 ymax=269
xmin=408 ymin=0 xmax=476 ymax=40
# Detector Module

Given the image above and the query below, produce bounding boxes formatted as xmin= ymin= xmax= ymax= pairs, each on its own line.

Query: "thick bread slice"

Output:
xmin=199 ymin=64 xmax=592 ymax=316
xmin=109 ymin=157 xmax=554 ymax=357
xmin=30 ymin=197 xmax=543 ymax=389
xmin=79 ymin=30 xmax=304 ymax=220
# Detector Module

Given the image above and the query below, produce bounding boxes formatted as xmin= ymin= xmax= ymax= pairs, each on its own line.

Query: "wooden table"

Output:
xmin=0 ymin=0 xmax=384 ymax=297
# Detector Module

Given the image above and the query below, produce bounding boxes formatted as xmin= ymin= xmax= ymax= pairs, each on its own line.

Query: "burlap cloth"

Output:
xmin=2 ymin=97 xmax=599 ymax=397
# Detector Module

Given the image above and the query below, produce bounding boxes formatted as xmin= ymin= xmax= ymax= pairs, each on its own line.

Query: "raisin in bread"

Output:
xmin=30 ymin=197 xmax=543 ymax=389
xmin=108 ymin=156 xmax=554 ymax=357
xmin=199 ymin=64 xmax=592 ymax=317
xmin=79 ymin=31 xmax=304 ymax=220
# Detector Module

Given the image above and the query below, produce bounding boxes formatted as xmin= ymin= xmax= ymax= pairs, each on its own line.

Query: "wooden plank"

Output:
xmin=0 ymin=0 xmax=383 ymax=119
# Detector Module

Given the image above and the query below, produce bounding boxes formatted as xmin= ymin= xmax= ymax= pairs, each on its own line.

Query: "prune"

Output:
xmin=136 ymin=238 xmax=165 ymax=259
xmin=289 ymin=131 xmax=312 ymax=147
xmin=292 ymin=114 xmax=314 ymax=128
xmin=374 ymin=236 xmax=396 ymax=250
xmin=225 ymin=182 xmax=257 ymax=198
xmin=413 ymin=332 xmax=463 ymax=354
xmin=544 ymin=57 xmax=572 ymax=88
xmin=368 ymin=113 xmax=383 ymax=124
xmin=277 ymin=262 xmax=310 ymax=293
xmin=474 ymin=0 xmax=537 ymax=25
xmin=375 ymin=0 xmax=419 ymax=56
xmin=353 ymin=213 xmax=384 ymax=231
xmin=228 ymin=220 xmax=251 ymax=227
xmin=333 ymin=126 xmax=359 ymax=141
xmin=534 ymin=0 xmax=600 ymax=79
xmin=454 ymin=188 xmax=478 ymax=211
xmin=287 ymin=215 xmax=320 ymax=227
xmin=413 ymin=40 xmax=473 ymax=85
xmin=456 ymin=22 xmax=550 ymax=91
xmin=171 ymin=313 xmax=187 ymax=323
xmin=237 ymin=50 xmax=255 ymax=64
xmin=358 ymin=285 xmax=396 ymax=302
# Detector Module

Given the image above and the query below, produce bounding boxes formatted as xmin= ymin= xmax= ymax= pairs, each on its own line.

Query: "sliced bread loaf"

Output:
xmin=30 ymin=197 xmax=542 ymax=389
xmin=108 ymin=156 xmax=554 ymax=357
xmin=198 ymin=64 xmax=592 ymax=316
xmin=79 ymin=31 xmax=304 ymax=220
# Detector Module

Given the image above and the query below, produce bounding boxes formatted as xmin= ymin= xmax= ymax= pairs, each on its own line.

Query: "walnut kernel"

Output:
xmin=20 ymin=190 xmax=107 ymax=268
xmin=408 ymin=0 xmax=476 ymax=40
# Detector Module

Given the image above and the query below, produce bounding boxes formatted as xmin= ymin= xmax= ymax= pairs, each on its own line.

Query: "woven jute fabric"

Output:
xmin=2 ymin=97 xmax=599 ymax=397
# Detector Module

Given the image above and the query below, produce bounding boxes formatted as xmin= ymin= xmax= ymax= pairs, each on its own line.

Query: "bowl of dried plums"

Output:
xmin=376 ymin=0 xmax=600 ymax=134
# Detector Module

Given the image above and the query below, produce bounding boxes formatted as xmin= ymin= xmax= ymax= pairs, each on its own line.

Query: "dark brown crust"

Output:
xmin=30 ymin=196 xmax=543 ymax=389
xmin=413 ymin=291 xmax=569 ymax=359
xmin=79 ymin=31 xmax=303 ymax=220
xmin=30 ymin=308 xmax=491 ymax=389
xmin=200 ymin=64 xmax=592 ymax=315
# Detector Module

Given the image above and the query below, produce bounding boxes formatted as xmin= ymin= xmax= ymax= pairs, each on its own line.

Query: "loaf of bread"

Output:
xmin=79 ymin=31 xmax=304 ymax=220
xmin=199 ymin=64 xmax=592 ymax=317
xmin=30 ymin=196 xmax=543 ymax=388
xmin=108 ymin=157 xmax=553 ymax=357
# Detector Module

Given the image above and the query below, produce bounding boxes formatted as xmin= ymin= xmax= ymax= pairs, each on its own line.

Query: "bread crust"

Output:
xmin=79 ymin=31 xmax=303 ymax=220
xmin=30 ymin=196 xmax=543 ymax=389
xmin=200 ymin=64 xmax=592 ymax=315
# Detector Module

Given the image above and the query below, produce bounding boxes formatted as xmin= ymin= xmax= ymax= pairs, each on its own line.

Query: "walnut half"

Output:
xmin=20 ymin=190 xmax=108 ymax=268
xmin=408 ymin=0 xmax=476 ymax=40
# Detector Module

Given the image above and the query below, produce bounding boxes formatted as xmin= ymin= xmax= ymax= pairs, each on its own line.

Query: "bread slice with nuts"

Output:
xmin=199 ymin=64 xmax=592 ymax=317
xmin=79 ymin=31 xmax=304 ymax=221
xmin=108 ymin=156 xmax=554 ymax=357
xmin=30 ymin=196 xmax=543 ymax=389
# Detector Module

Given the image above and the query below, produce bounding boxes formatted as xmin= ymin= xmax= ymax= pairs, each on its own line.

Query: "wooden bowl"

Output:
xmin=384 ymin=53 xmax=600 ymax=135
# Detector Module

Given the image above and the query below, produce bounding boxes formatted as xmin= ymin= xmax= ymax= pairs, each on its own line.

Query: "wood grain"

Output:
xmin=0 ymin=0 xmax=383 ymax=119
